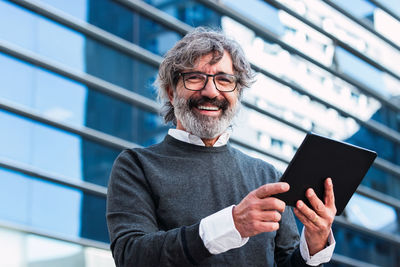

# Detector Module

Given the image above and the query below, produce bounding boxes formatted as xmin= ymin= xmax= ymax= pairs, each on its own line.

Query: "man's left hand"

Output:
xmin=293 ymin=177 xmax=336 ymax=255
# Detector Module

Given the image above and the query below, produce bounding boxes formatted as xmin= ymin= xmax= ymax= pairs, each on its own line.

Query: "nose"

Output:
xmin=200 ymin=76 xmax=220 ymax=99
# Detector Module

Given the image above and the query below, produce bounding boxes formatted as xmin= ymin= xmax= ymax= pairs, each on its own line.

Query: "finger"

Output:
xmin=296 ymin=200 xmax=320 ymax=226
xmin=257 ymin=221 xmax=280 ymax=232
xmin=324 ymin=178 xmax=335 ymax=209
xmin=258 ymin=210 xmax=282 ymax=222
xmin=293 ymin=207 xmax=315 ymax=226
xmin=294 ymin=207 xmax=320 ymax=228
xmin=306 ymin=188 xmax=326 ymax=216
xmin=255 ymin=182 xmax=290 ymax=199
xmin=259 ymin=197 xmax=286 ymax=213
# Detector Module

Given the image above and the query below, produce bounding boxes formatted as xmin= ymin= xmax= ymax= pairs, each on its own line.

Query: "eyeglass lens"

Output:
xmin=182 ymin=73 xmax=237 ymax=92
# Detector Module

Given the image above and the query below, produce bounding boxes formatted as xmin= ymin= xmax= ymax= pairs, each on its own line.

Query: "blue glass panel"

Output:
xmin=35 ymin=68 xmax=87 ymax=126
xmin=97 ymin=0 xmax=186 ymax=55
xmin=346 ymin=193 xmax=397 ymax=232
xmin=222 ymin=0 xmax=285 ymax=36
xmin=0 ymin=1 xmax=85 ymax=71
xmin=0 ymin=1 xmax=36 ymax=49
xmin=35 ymin=0 xmax=184 ymax=57
xmin=0 ymin=54 xmax=34 ymax=107
xmin=145 ymin=0 xmax=221 ymax=31
xmin=345 ymin=118 xmax=400 ymax=164
xmin=80 ymin=193 xmax=109 ymax=242
xmin=335 ymin=47 xmax=386 ymax=95
xmin=0 ymin=111 xmax=32 ymax=163
xmin=1 ymin=0 xmax=170 ymax=95
xmin=0 ymin=228 xmax=114 ymax=266
xmin=0 ymin=168 xmax=30 ymax=224
xmin=363 ymin=166 xmax=400 ymax=199
xmin=40 ymin=0 xmax=88 ymax=21
xmin=331 ymin=224 xmax=400 ymax=266
xmin=0 ymin=110 xmax=121 ymax=186
xmin=335 ymin=48 xmax=400 ymax=128
xmin=366 ymin=102 xmax=400 ymax=132
xmin=81 ymin=139 xmax=121 ymax=187
xmin=84 ymin=89 xmax=167 ymax=147
xmin=0 ymin=54 xmax=87 ymax=126
xmin=0 ymin=168 xmax=81 ymax=236
xmin=0 ymin=167 xmax=109 ymax=242
xmin=30 ymin=176 xmax=82 ymax=236
xmin=32 ymin=120 xmax=83 ymax=180
xmin=332 ymin=0 xmax=375 ymax=24
xmin=0 ymin=110 xmax=82 ymax=179
xmin=377 ymin=0 xmax=400 ymax=17
xmin=332 ymin=0 xmax=400 ymax=24
xmin=0 ymin=53 xmax=168 ymax=147
xmin=84 ymin=38 xmax=159 ymax=99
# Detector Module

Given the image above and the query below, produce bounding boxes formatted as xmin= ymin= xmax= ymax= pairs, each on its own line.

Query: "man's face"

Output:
xmin=168 ymin=51 xmax=240 ymax=139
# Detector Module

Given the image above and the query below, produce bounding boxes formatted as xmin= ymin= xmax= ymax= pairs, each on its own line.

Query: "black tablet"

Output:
xmin=274 ymin=132 xmax=377 ymax=215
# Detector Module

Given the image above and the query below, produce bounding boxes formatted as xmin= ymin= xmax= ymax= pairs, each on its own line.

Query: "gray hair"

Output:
xmin=154 ymin=27 xmax=255 ymax=124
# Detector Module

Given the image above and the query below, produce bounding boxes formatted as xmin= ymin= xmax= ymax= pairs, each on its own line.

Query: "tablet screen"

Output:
xmin=274 ymin=133 xmax=377 ymax=215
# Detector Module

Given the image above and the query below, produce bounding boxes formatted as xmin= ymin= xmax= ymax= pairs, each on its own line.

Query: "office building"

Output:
xmin=0 ymin=0 xmax=399 ymax=266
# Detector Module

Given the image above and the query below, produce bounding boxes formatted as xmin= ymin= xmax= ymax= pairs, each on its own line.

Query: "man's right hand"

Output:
xmin=232 ymin=182 xmax=290 ymax=238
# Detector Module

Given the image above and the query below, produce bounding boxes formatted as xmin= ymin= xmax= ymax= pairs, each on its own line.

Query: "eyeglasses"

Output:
xmin=179 ymin=72 xmax=238 ymax=92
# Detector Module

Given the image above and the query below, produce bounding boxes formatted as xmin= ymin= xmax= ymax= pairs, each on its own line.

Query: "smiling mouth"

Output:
xmin=197 ymin=105 xmax=220 ymax=111
xmin=189 ymin=96 xmax=228 ymax=113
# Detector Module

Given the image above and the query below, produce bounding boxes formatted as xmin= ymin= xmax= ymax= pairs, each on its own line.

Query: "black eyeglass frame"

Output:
xmin=179 ymin=72 xmax=239 ymax=92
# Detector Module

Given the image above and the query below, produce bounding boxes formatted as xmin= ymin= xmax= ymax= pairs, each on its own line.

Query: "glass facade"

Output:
xmin=0 ymin=226 xmax=114 ymax=267
xmin=0 ymin=0 xmax=399 ymax=266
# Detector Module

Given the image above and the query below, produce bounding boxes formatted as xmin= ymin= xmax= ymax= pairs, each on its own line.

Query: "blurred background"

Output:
xmin=0 ymin=0 xmax=399 ymax=266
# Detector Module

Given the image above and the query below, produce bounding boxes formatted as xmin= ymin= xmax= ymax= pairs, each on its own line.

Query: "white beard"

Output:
xmin=172 ymin=94 xmax=240 ymax=139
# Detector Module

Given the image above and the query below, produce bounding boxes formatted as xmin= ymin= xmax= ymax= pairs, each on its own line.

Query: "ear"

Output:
xmin=167 ymin=86 xmax=174 ymax=102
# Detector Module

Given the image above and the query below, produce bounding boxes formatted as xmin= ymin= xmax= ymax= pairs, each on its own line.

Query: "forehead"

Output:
xmin=192 ymin=51 xmax=234 ymax=73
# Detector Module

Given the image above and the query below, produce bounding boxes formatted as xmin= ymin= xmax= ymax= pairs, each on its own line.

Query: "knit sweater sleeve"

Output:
xmin=106 ymin=150 xmax=211 ymax=266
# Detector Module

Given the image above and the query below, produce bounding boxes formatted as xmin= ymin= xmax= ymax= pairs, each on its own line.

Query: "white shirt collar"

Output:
xmin=168 ymin=129 xmax=230 ymax=147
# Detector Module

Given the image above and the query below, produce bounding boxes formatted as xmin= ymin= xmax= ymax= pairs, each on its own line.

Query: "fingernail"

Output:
xmin=282 ymin=183 xmax=289 ymax=190
xmin=307 ymin=189 xmax=313 ymax=197
xmin=297 ymin=201 xmax=303 ymax=208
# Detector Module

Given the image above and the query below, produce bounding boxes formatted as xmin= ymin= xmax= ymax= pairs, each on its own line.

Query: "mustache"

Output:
xmin=188 ymin=96 xmax=229 ymax=111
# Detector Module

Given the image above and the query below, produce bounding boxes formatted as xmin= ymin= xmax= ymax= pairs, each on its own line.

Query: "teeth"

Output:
xmin=198 ymin=105 xmax=219 ymax=111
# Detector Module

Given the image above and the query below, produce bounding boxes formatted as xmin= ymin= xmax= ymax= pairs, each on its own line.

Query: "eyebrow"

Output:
xmin=186 ymin=71 xmax=234 ymax=75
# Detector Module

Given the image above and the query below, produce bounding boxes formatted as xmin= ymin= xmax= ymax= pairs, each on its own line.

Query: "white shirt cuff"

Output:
xmin=199 ymin=205 xmax=249 ymax=254
xmin=299 ymin=227 xmax=336 ymax=266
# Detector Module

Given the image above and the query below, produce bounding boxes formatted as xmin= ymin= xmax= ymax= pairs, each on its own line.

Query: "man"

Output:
xmin=107 ymin=27 xmax=336 ymax=266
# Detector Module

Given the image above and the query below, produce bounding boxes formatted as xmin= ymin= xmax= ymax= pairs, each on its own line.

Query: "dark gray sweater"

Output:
xmin=106 ymin=135 xmax=308 ymax=266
